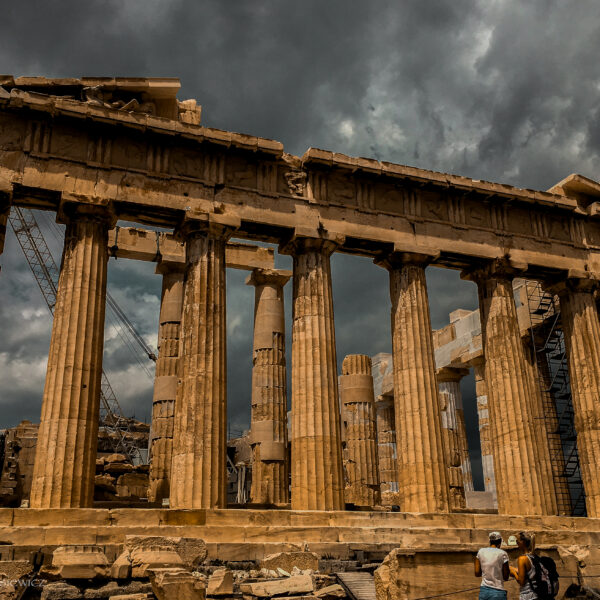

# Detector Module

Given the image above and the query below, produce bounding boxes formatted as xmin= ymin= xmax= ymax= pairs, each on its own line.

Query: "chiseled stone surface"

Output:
xmin=287 ymin=237 xmax=344 ymax=511
xmin=383 ymin=254 xmax=449 ymax=513
xmin=436 ymin=368 xmax=468 ymax=511
xmin=247 ymin=268 xmax=291 ymax=505
xmin=170 ymin=223 xmax=233 ymax=509
xmin=148 ymin=267 xmax=184 ymax=504
xmin=552 ymin=278 xmax=600 ymax=518
xmin=375 ymin=395 xmax=398 ymax=504
xmin=30 ymin=216 xmax=110 ymax=508
xmin=468 ymin=261 xmax=548 ymax=516
xmin=473 ymin=359 xmax=496 ymax=504
xmin=339 ymin=354 xmax=381 ymax=507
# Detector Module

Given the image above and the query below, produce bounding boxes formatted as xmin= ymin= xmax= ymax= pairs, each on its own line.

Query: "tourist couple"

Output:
xmin=474 ymin=531 xmax=550 ymax=600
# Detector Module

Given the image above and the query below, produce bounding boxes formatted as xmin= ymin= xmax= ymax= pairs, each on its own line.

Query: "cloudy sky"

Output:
xmin=1 ymin=1 xmax=599 ymax=488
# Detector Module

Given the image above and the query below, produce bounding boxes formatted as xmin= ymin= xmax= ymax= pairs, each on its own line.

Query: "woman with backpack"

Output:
xmin=510 ymin=531 xmax=538 ymax=600
xmin=510 ymin=530 xmax=560 ymax=600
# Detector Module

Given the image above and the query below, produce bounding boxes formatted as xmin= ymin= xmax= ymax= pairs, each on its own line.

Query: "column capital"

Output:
xmin=278 ymin=229 xmax=345 ymax=257
xmin=246 ymin=268 xmax=292 ymax=288
xmin=176 ymin=211 xmax=240 ymax=241
xmin=544 ymin=271 xmax=600 ymax=297
xmin=375 ymin=245 xmax=439 ymax=271
xmin=57 ymin=192 xmax=116 ymax=227
xmin=436 ymin=366 xmax=469 ymax=383
xmin=461 ymin=257 xmax=527 ymax=284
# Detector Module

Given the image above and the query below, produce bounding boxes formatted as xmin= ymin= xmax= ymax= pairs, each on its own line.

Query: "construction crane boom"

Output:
xmin=7 ymin=206 xmax=153 ymax=464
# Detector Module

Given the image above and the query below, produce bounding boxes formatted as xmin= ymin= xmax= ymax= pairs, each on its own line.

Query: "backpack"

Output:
xmin=527 ymin=554 xmax=560 ymax=600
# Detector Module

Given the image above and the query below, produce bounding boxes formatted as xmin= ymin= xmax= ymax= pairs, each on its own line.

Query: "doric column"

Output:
xmin=548 ymin=276 xmax=600 ymax=517
xmin=282 ymin=235 xmax=344 ymax=511
xmin=473 ymin=358 xmax=496 ymax=503
xmin=375 ymin=395 xmax=399 ymax=504
xmin=148 ymin=264 xmax=184 ymax=505
xmin=30 ymin=204 xmax=113 ymax=508
xmin=522 ymin=339 xmax=559 ymax=515
xmin=464 ymin=260 xmax=546 ymax=515
xmin=246 ymin=268 xmax=291 ymax=505
xmin=379 ymin=252 xmax=449 ymax=513
xmin=170 ymin=217 xmax=236 ymax=509
xmin=436 ymin=367 xmax=469 ymax=510
xmin=340 ymin=354 xmax=381 ymax=507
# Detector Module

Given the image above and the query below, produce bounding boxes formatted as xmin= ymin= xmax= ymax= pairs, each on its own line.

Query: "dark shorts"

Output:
xmin=479 ymin=586 xmax=507 ymax=600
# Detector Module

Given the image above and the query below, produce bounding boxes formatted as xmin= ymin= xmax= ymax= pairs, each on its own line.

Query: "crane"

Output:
xmin=7 ymin=206 xmax=157 ymax=464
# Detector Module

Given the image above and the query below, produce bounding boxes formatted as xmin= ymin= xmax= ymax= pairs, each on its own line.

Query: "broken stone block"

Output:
xmin=207 ymin=567 xmax=233 ymax=596
xmin=0 ymin=578 xmax=16 ymax=600
xmin=85 ymin=581 xmax=153 ymax=599
xmin=260 ymin=551 xmax=319 ymax=574
xmin=41 ymin=546 xmax=110 ymax=580
xmin=0 ymin=560 xmax=32 ymax=581
xmin=315 ymin=583 xmax=347 ymax=598
xmin=105 ymin=454 xmax=127 ymax=464
xmin=116 ymin=472 xmax=148 ymax=498
xmin=108 ymin=595 xmax=150 ymax=600
xmin=239 ymin=574 xmax=314 ymax=598
xmin=110 ymin=551 xmax=131 ymax=579
xmin=95 ymin=474 xmax=116 ymax=493
xmin=124 ymin=536 xmax=207 ymax=571
xmin=149 ymin=568 xmax=206 ymax=600
xmin=130 ymin=545 xmax=184 ymax=578
xmin=41 ymin=581 xmax=83 ymax=599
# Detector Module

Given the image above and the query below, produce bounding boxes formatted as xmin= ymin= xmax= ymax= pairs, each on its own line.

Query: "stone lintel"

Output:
xmin=107 ymin=226 xmax=275 ymax=271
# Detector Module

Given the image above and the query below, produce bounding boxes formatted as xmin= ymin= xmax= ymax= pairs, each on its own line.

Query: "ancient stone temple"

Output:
xmin=1 ymin=76 xmax=600 ymax=599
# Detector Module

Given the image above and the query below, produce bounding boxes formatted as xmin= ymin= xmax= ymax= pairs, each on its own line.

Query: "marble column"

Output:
xmin=375 ymin=395 xmax=399 ymax=504
xmin=473 ymin=359 xmax=496 ymax=504
xmin=522 ymin=339 xmax=559 ymax=515
xmin=30 ymin=210 xmax=111 ymax=508
xmin=380 ymin=252 xmax=449 ymax=513
xmin=285 ymin=236 xmax=344 ymax=511
xmin=549 ymin=277 xmax=600 ymax=518
xmin=148 ymin=265 xmax=184 ymax=504
xmin=340 ymin=354 xmax=381 ymax=507
xmin=170 ymin=221 xmax=233 ymax=509
xmin=246 ymin=268 xmax=291 ymax=505
xmin=436 ymin=367 xmax=469 ymax=510
xmin=465 ymin=261 xmax=547 ymax=515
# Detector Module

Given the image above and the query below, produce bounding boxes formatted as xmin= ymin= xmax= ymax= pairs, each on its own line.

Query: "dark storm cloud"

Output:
xmin=1 ymin=1 xmax=599 ymax=487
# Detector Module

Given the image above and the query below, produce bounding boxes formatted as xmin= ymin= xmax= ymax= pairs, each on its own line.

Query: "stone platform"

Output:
xmin=1 ymin=509 xmax=599 ymax=562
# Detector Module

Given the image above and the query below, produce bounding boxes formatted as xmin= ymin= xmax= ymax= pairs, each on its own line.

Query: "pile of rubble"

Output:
xmin=94 ymin=455 xmax=149 ymax=503
xmin=0 ymin=542 xmax=352 ymax=600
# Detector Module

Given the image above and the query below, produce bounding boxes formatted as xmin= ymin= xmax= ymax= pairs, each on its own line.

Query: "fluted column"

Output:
xmin=465 ymin=261 xmax=546 ymax=515
xmin=284 ymin=236 xmax=344 ymax=511
xmin=148 ymin=265 xmax=184 ymax=504
xmin=549 ymin=277 xmax=600 ymax=517
xmin=379 ymin=252 xmax=449 ymax=513
xmin=30 ymin=208 xmax=112 ymax=508
xmin=455 ymin=391 xmax=474 ymax=493
xmin=170 ymin=219 xmax=235 ymax=509
xmin=247 ymin=268 xmax=291 ymax=505
xmin=522 ymin=339 xmax=559 ymax=515
xmin=436 ymin=367 xmax=469 ymax=510
xmin=340 ymin=354 xmax=381 ymax=507
xmin=375 ymin=395 xmax=399 ymax=504
xmin=473 ymin=358 xmax=496 ymax=504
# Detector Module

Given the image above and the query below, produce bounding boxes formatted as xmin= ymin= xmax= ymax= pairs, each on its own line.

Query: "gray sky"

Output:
xmin=1 ymin=1 xmax=599 ymax=488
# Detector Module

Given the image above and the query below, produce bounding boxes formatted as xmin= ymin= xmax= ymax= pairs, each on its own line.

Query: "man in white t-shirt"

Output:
xmin=474 ymin=531 xmax=510 ymax=600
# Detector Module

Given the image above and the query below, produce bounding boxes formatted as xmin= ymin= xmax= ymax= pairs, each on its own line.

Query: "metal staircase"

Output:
xmin=8 ymin=206 xmax=154 ymax=464
xmin=525 ymin=280 xmax=586 ymax=516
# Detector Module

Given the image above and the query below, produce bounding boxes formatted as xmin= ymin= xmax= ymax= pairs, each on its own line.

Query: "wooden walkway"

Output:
xmin=336 ymin=572 xmax=377 ymax=600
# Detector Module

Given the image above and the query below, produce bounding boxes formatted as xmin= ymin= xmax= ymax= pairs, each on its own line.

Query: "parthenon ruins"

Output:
xmin=1 ymin=76 xmax=600 ymax=598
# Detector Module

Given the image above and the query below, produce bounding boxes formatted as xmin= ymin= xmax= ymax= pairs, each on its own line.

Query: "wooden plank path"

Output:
xmin=336 ymin=572 xmax=377 ymax=600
